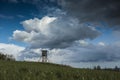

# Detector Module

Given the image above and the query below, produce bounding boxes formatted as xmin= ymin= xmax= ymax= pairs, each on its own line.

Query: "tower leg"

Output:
xmin=42 ymin=56 xmax=48 ymax=62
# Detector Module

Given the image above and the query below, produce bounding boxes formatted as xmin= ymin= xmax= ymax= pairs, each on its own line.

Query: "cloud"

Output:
xmin=98 ymin=42 xmax=105 ymax=46
xmin=77 ymin=40 xmax=89 ymax=46
xmin=0 ymin=43 xmax=25 ymax=60
xmin=12 ymin=40 xmax=120 ymax=63
xmin=112 ymin=31 xmax=120 ymax=39
xmin=58 ymin=0 xmax=120 ymax=28
xmin=0 ymin=42 xmax=119 ymax=68
xmin=17 ymin=48 xmax=41 ymax=61
xmin=17 ymin=15 xmax=25 ymax=18
xmin=12 ymin=16 xmax=100 ymax=48
xmin=49 ymin=41 xmax=120 ymax=64
xmin=0 ymin=14 xmax=14 ymax=19
xmin=15 ymin=41 xmax=120 ymax=68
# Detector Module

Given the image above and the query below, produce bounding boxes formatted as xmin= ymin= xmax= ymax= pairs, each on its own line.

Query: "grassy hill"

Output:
xmin=0 ymin=60 xmax=120 ymax=80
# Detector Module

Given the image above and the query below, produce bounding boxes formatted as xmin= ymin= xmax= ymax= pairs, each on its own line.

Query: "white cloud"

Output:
xmin=77 ymin=40 xmax=88 ymax=46
xmin=13 ymin=30 xmax=30 ymax=42
xmin=0 ymin=43 xmax=25 ymax=60
xmin=98 ymin=42 xmax=105 ymax=46
xmin=12 ymin=16 xmax=100 ymax=48
xmin=21 ymin=16 xmax=56 ymax=33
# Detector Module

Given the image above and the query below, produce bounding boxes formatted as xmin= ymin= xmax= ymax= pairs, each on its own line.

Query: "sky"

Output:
xmin=0 ymin=0 xmax=120 ymax=68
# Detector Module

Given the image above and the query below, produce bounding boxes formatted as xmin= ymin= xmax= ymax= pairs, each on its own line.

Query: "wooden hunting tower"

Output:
xmin=41 ymin=50 xmax=48 ymax=62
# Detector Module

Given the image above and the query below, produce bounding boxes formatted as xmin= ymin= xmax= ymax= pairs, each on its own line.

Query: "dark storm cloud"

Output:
xmin=58 ymin=0 xmax=120 ymax=28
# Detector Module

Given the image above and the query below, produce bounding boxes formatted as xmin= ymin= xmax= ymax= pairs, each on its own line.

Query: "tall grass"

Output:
xmin=0 ymin=60 xmax=120 ymax=80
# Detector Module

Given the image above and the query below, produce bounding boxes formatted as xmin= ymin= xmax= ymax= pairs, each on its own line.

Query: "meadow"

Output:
xmin=0 ymin=60 xmax=120 ymax=80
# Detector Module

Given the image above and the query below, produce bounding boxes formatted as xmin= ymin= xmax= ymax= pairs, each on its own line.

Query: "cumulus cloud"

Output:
xmin=0 ymin=43 xmax=24 ymax=60
xmin=12 ymin=16 xmax=100 ymax=48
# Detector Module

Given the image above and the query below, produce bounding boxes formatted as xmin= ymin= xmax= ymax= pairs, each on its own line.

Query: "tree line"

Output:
xmin=93 ymin=65 xmax=120 ymax=72
xmin=0 ymin=52 xmax=15 ymax=61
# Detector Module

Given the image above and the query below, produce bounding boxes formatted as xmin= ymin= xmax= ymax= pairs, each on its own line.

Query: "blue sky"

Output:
xmin=0 ymin=0 xmax=120 ymax=68
xmin=0 ymin=1 xmax=38 ymax=46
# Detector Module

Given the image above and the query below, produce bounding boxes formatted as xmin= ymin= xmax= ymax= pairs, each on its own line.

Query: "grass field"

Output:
xmin=0 ymin=60 xmax=120 ymax=80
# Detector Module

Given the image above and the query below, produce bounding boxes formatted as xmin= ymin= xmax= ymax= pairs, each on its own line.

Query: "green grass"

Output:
xmin=0 ymin=60 xmax=120 ymax=80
